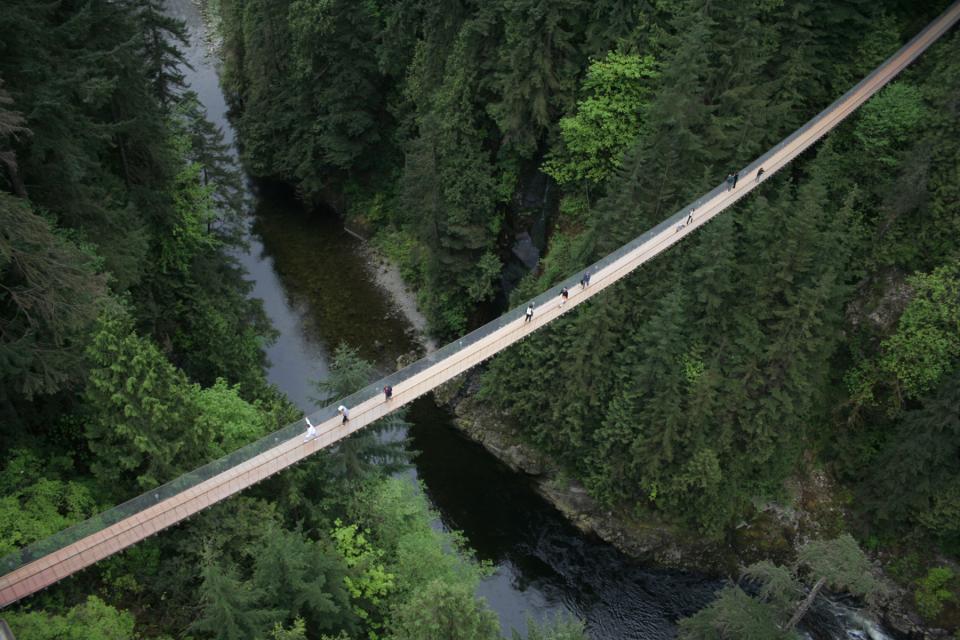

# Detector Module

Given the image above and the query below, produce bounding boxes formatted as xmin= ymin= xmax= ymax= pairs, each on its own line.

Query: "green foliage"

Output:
xmin=853 ymin=83 xmax=926 ymax=169
xmin=270 ymin=618 xmax=307 ymax=640
xmin=741 ymin=561 xmax=801 ymax=611
xmin=346 ymin=478 xmax=490 ymax=600
xmin=84 ymin=304 xmax=281 ymax=491
xmin=0 ymin=451 xmax=98 ymax=556
xmin=798 ymin=534 xmax=883 ymax=602
xmin=0 ymin=478 xmax=98 ymax=558
xmin=543 ymin=53 xmax=658 ymax=185
xmin=386 ymin=579 xmax=500 ymax=640
xmin=83 ymin=304 xmax=208 ymax=490
xmin=0 ymin=193 xmax=108 ymax=398
xmin=680 ymin=536 xmax=880 ymax=638
xmin=191 ymin=551 xmax=279 ymax=640
xmin=879 ymin=262 xmax=960 ymax=399
xmin=915 ymin=567 xmax=956 ymax=621
xmin=253 ymin=526 xmax=356 ymax=635
xmin=4 ymin=596 xmax=138 ymax=640
xmin=195 ymin=378 xmax=271 ymax=457
xmin=332 ymin=519 xmax=395 ymax=636
xmin=173 ymin=91 xmax=247 ymax=230
xmin=678 ymin=585 xmax=798 ymax=640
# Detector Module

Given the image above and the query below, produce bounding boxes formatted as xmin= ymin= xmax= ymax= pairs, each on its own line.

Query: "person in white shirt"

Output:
xmin=338 ymin=405 xmax=350 ymax=424
xmin=303 ymin=416 xmax=317 ymax=441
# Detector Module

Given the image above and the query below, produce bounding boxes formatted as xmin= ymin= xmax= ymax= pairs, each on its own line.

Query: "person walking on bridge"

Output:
xmin=559 ymin=287 xmax=569 ymax=307
xmin=525 ymin=303 xmax=534 ymax=323
xmin=338 ymin=405 xmax=350 ymax=424
xmin=580 ymin=272 xmax=591 ymax=289
xmin=383 ymin=384 xmax=393 ymax=401
xmin=303 ymin=416 xmax=317 ymax=442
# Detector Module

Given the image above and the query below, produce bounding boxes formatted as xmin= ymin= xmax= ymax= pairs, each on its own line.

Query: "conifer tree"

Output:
xmin=127 ymin=0 xmax=192 ymax=109
xmin=251 ymin=526 xmax=356 ymax=635
xmin=192 ymin=551 xmax=279 ymax=640
xmin=0 ymin=193 xmax=108 ymax=399
xmin=312 ymin=344 xmax=412 ymax=481
xmin=83 ymin=305 xmax=210 ymax=491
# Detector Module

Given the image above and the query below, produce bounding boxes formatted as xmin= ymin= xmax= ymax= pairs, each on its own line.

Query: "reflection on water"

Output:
xmin=242 ymin=182 xmax=414 ymax=409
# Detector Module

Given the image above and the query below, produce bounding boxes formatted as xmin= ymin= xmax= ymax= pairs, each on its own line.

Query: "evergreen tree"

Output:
xmin=312 ymin=343 xmax=412 ymax=481
xmin=487 ymin=0 xmax=586 ymax=158
xmin=127 ymin=0 xmax=192 ymax=109
xmin=191 ymin=550 xmax=279 ymax=640
xmin=174 ymin=92 xmax=247 ymax=235
xmin=386 ymin=579 xmax=500 ymax=640
xmin=251 ymin=526 xmax=356 ymax=635
xmin=679 ymin=536 xmax=881 ymax=639
xmin=0 ymin=193 xmax=108 ymax=400
xmin=83 ymin=304 xmax=209 ymax=490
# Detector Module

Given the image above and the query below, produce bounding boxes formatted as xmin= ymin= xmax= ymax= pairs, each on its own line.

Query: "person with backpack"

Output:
xmin=580 ymin=272 xmax=591 ymax=289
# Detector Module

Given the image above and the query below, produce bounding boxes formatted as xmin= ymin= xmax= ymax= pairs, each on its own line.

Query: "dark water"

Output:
xmin=165 ymin=2 xmax=894 ymax=638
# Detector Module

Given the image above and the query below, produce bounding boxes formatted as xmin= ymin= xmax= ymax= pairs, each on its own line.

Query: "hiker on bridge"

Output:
xmin=580 ymin=272 xmax=591 ymax=288
xmin=304 ymin=416 xmax=317 ymax=441
xmin=338 ymin=405 xmax=350 ymax=424
xmin=525 ymin=303 xmax=534 ymax=323
xmin=756 ymin=167 xmax=765 ymax=183
xmin=559 ymin=287 xmax=569 ymax=307
xmin=383 ymin=384 xmax=393 ymax=401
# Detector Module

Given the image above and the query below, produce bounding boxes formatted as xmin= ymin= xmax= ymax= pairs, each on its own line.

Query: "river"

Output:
xmin=165 ymin=2 xmax=897 ymax=638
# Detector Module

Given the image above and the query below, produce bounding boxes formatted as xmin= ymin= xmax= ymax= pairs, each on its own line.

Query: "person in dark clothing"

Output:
xmin=383 ymin=385 xmax=393 ymax=401
xmin=732 ymin=171 xmax=739 ymax=188
xmin=559 ymin=287 xmax=569 ymax=306
xmin=725 ymin=173 xmax=735 ymax=191
xmin=756 ymin=167 xmax=765 ymax=183
xmin=580 ymin=272 xmax=591 ymax=289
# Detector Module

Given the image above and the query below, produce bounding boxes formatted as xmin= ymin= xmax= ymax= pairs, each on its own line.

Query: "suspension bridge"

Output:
xmin=2 ymin=0 xmax=959 ymax=609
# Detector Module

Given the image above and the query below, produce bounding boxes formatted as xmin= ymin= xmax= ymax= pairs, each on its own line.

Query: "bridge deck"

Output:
xmin=2 ymin=0 xmax=959 ymax=609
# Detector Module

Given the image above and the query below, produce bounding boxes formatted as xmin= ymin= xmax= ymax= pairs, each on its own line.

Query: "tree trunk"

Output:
xmin=0 ymin=151 xmax=27 ymax=197
xmin=785 ymin=576 xmax=827 ymax=632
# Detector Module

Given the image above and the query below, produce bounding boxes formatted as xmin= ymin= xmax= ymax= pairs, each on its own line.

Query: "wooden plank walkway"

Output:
xmin=2 ymin=0 xmax=959 ymax=609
